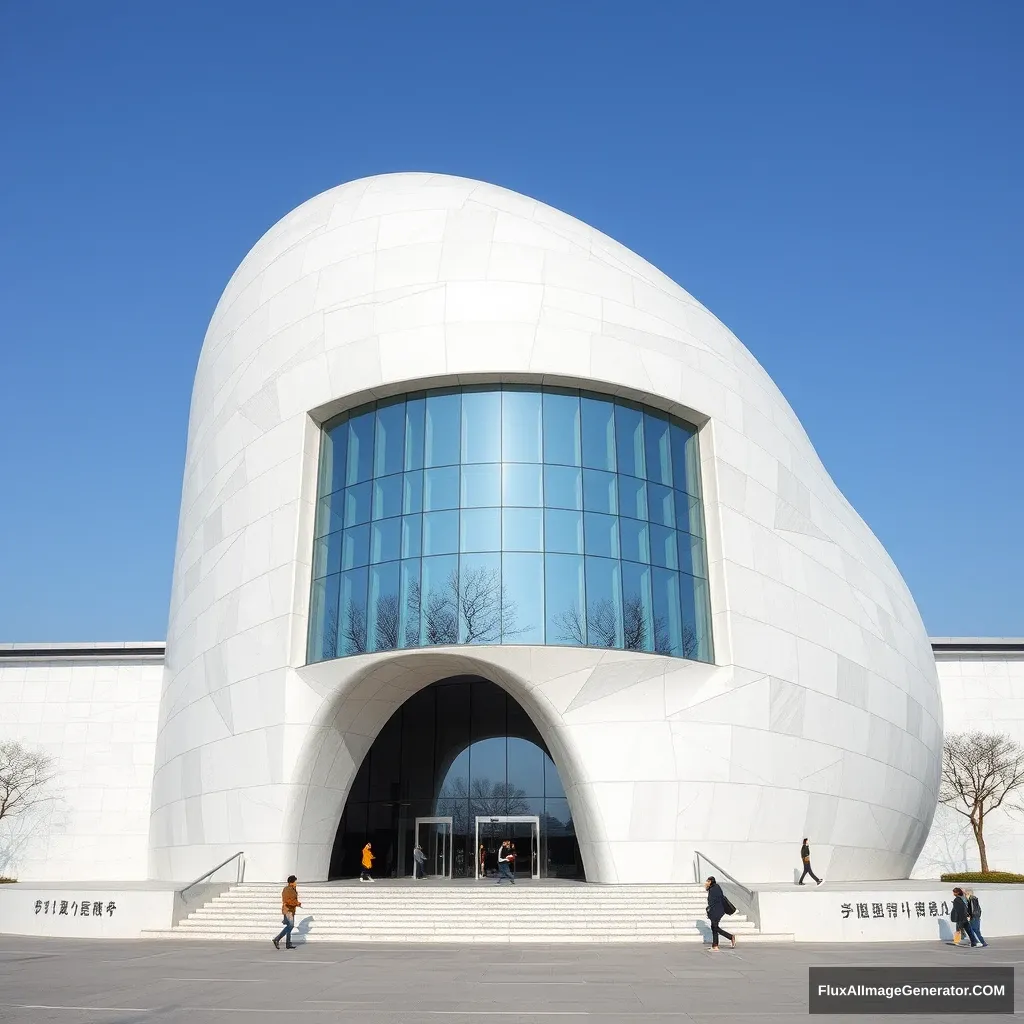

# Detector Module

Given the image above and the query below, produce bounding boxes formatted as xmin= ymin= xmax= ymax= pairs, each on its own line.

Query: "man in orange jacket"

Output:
xmin=273 ymin=875 xmax=301 ymax=949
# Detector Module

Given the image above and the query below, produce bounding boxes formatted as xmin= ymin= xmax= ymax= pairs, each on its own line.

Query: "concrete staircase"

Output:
xmin=145 ymin=882 xmax=793 ymax=943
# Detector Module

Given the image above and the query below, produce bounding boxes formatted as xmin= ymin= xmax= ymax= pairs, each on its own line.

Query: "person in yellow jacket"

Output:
xmin=360 ymin=843 xmax=375 ymax=882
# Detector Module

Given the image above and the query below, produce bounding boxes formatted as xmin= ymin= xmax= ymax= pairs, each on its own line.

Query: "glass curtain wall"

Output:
xmin=330 ymin=677 xmax=582 ymax=880
xmin=309 ymin=385 xmax=712 ymax=664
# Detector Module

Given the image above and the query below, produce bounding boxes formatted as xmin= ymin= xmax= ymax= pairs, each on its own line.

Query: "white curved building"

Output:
xmin=148 ymin=172 xmax=942 ymax=886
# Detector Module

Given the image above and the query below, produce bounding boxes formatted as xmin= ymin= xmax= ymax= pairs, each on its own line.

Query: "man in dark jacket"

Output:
xmin=798 ymin=838 xmax=822 ymax=885
xmin=704 ymin=876 xmax=736 ymax=950
xmin=950 ymin=888 xmax=973 ymax=945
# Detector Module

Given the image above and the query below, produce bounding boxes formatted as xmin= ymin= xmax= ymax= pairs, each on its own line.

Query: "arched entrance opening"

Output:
xmin=329 ymin=676 xmax=584 ymax=880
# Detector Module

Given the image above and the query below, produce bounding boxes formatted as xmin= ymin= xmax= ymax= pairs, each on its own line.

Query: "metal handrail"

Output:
xmin=694 ymin=850 xmax=754 ymax=901
xmin=178 ymin=851 xmax=245 ymax=898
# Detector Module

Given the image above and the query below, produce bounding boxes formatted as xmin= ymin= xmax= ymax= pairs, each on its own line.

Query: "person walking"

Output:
xmin=360 ymin=842 xmax=375 ymax=882
xmin=413 ymin=843 xmax=426 ymax=879
xmin=704 ymin=876 xmax=736 ymax=950
xmin=798 ymin=838 xmax=822 ymax=885
xmin=479 ymin=843 xmax=487 ymax=878
xmin=963 ymin=888 xmax=988 ymax=947
xmin=496 ymin=840 xmax=515 ymax=884
xmin=272 ymin=874 xmax=300 ymax=949
xmin=950 ymin=887 xmax=972 ymax=945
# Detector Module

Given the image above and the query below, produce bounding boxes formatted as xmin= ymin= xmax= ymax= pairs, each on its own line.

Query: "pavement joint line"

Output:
xmin=4 ymin=1005 xmax=152 ymax=1013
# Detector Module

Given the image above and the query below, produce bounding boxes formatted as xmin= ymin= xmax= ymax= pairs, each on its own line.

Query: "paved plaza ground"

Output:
xmin=0 ymin=933 xmax=1019 ymax=1023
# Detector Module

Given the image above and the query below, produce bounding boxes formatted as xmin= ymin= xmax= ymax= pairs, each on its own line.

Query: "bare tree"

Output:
xmin=0 ymin=742 xmax=55 ymax=827
xmin=940 ymin=731 xmax=1024 ymax=873
xmin=554 ymin=597 xmax=695 ymax=657
xmin=372 ymin=593 xmax=401 ymax=650
xmin=342 ymin=601 xmax=367 ymax=654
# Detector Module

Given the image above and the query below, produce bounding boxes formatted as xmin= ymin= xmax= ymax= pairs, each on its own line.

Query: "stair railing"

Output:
xmin=172 ymin=851 xmax=245 ymax=927
xmin=694 ymin=850 xmax=759 ymax=929
xmin=178 ymin=850 xmax=246 ymax=900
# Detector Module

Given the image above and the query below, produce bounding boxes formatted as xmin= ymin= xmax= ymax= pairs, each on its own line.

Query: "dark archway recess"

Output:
xmin=329 ymin=676 xmax=584 ymax=880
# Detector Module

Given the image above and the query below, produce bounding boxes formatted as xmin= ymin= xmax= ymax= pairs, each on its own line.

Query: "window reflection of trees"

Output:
xmin=554 ymin=597 xmax=698 ymax=657
xmin=339 ymin=568 xmax=529 ymax=653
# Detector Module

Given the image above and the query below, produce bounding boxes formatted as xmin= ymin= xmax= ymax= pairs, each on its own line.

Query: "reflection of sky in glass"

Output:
xmin=311 ymin=386 xmax=712 ymax=663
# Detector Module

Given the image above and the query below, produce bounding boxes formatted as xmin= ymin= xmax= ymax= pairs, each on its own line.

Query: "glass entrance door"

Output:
xmin=474 ymin=815 xmax=540 ymax=880
xmin=414 ymin=816 xmax=452 ymax=879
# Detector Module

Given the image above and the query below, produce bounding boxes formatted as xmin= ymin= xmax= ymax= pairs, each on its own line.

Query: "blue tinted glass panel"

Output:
xmin=424 ymin=466 xmax=460 ymax=511
xmin=425 ymin=391 xmax=461 ymax=467
xmin=581 ymin=395 xmax=616 ymax=471
xmin=403 ymin=470 xmax=423 ymax=514
xmin=342 ymin=524 xmax=370 ymax=569
xmin=321 ymin=420 xmax=348 ymax=497
xmin=420 ymin=555 xmax=459 ymax=645
xmin=545 ymin=553 xmax=585 ymax=646
xmin=423 ymin=511 xmax=459 ymax=555
xmin=313 ymin=530 xmax=344 ymax=579
xmin=346 ymin=410 xmax=375 ymax=485
xmin=374 ymin=400 xmax=405 ymax=477
xmin=343 ymin=482 xmax=372 ymax=527
xmin=584 ymin=556 xmax=622 ymax=648
xmin=647 ymin=483 xmax=674 ymax=527
xmin=503 ymin=508 xmax=543 ymax=552
xmin=545 ymin=509 xmax=583 ymax=554
xmin=368 ymin=561 xmax=401 ymax=651
xmin=459 ymin=552 xmax=501 ymax=644
xmin=618 ymin=475 xmax=647 ymax=520
xmin=372 ymin=473 xmax=403 ymax=521
xmin=308 ymin=573 xmax=340 ymax=662
xmin=643 ymin=411 xmax=672 ymax=486
xmin=461 ymin=389 xmax=501 ymax=464
xmin=314 ymin=495 xmax=344 ymax=538
xmin=543 ymin=465 xmax=582 ymax=510
xmin=583 ymin=469 xmax=617 ymax=515
xmin=650 ymin=524 xmax=678 ymax=569
xmin=615 ymin=402 xmax=645 ymax=480
xmin=461 ymin=463 xmax=501 ymax=508
xmin=584 ymin=512 xmax=619 ymax=559
xmin=338 ymin=566 xmax=368 ymax=655
xmin=675 ymin=491 xmax=704 ymax=535
xmin=399 ymin=558 xmax=421 ymax=648
xmin=677 ymin=531 xmax=706 ymax=578
xmin=370 ymin=518 xmax=401 ymax=564
xmin=502 ymin=389 xmax=543 ymax=463
xmin=620 ymin=518 xmax=650 ymax=564
xmin=508 ymin=735 xmax=545 ymax=796
xmin=460 ymin=508 xmax=501 ymax=552
xmin=404 ymin=395 xmax=426 ymax=471
xmin=621 ymin=560 xmax=654 ymax=652
xmin=652 ymin=567 xmax=683 ymax=656
xmin=543 ymin=390 xmax=581 ymax=467
xmin=693 ymin=577 xmax=713 ymax=661
xmin=502 ymin=553 xmax=544 ymax=644
xmin=671 ymin=422 xmax=698 ymax=496
xmin=503 ymin=463 xmax=543 ymax=507
xmin=401 ymin=514 xmax=422 ymax=559
xmin=679 ymin=572 xmax=704 ymax=660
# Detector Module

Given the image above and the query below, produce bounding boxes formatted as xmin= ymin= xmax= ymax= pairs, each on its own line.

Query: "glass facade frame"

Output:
xmin=308 ymin=385 xmax=713 ymax=664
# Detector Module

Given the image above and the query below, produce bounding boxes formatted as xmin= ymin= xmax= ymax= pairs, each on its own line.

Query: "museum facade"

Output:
xmin=4 ymin=172 xmax=1004 ymax=888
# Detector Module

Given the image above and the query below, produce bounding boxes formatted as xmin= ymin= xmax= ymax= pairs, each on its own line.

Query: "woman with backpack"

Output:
xmin=963 ymin=889 xmax=988 ymax=947
xmin=704 ymin=875 xmax=736 ymax=950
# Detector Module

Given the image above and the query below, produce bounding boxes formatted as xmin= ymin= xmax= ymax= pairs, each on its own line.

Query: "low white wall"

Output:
xmin=914 ymin=646 xmax=1024 ymax=878
xmin=758 ymin=885 xmax=1019 ymax=942
xmin=0 ymin=646 xmax=163 ymax=881
xmin=0 ymin=884 xmax=175 ymax=938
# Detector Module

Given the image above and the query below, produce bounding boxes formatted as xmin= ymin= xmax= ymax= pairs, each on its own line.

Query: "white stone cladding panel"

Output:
xmin=154 ymin=173 xmax=942 ymax=884
xmin=0 ymin=657 xmax=161 ymax=881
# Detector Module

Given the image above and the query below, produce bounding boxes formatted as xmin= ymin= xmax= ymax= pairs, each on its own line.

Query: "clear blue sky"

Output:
xmin=1 ymin=2 xmax=1020 ymax=642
